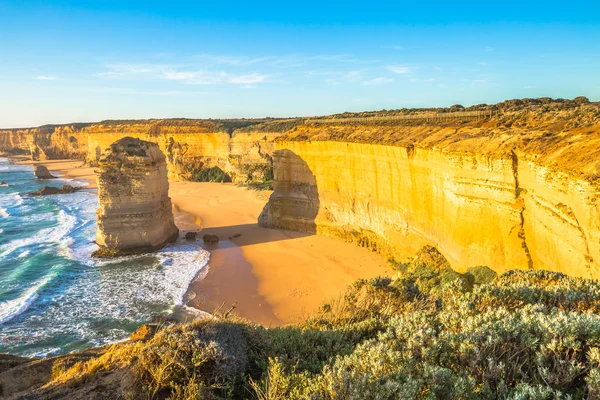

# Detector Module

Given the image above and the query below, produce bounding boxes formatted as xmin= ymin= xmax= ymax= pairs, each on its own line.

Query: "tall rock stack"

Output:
xmin=94 ymin=137 xmax=179 ymax=257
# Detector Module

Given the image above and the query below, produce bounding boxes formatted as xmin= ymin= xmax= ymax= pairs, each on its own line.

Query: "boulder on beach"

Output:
xmin=184 ymin=231 xmax=198 ymax=240
xmin=29 ymin=184 xmax=81 ymax=196
xmin=203 ymin=234 xmax=219 ymax=244
xmin=34 ymin=165 xmax=57 ymax=179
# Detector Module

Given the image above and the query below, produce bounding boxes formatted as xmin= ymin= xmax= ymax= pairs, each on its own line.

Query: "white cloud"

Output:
xmin=479 ymin=61 xmax=488 ymax=66
xmin=229 ymin=73 xmax=269 ymax=84
xmin=162 ymin=71 xmax=198 ymax=80
xmin=361 ymin=77 xmax=394 ymax=86
xmin=524 ymin=85 xmax=537 ymax=89
xmin=35 ymin=75 xmax=57 ymax=81
xmin=387 ymin=65 xmax=411 ymax=74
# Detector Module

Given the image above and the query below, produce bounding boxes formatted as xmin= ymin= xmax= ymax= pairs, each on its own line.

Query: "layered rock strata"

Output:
xmin=94 ymin=137 xmax=178 ymax=256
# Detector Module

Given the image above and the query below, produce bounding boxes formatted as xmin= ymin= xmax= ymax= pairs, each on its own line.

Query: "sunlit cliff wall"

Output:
xmin=0 ymin=125 xmax=89 ymax=160
xmin=84 ymin=121 xmax=279 ymax=182
xmin=260 ymin=101 xmax=600 ymax=278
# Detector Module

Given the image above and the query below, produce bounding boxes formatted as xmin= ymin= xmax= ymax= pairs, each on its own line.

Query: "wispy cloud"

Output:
xmin=94 ymin=87 xmax=183 ymax=95
xmin=35 ymin=75 xmax=58 ymax=81
xmin=97 ymin=63 xmax=270 ymax=86
xmin=387 ymin=65 xmax=411 ymax=74
xmin=361 ymin=77 xmax=394 ymax=86
xmin=524 ymin=85 xmax=537 ymax=89
xmin=229 ymin=73 xmax=268 ymax=84
xmin=479 ymin=61 xmax=488 ymax=66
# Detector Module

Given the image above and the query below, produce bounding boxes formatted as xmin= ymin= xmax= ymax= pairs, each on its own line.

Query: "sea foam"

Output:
xmin=0 ymin=275 xmax=54 ymax=325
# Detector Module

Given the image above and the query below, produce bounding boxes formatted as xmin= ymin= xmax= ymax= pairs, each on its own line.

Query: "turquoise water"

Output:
xmin=0 ymin=158 xmax=209 ymax=357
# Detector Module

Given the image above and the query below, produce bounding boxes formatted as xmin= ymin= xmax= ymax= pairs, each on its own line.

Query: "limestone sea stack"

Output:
xmin=94 ymin=137 xmax=179 ymax=257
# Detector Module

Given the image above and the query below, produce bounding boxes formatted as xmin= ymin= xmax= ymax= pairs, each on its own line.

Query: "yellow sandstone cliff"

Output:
xmin=259 ymin=100 xmax=600 ymax=278
xmin=2 ymin=98 xmax=600 ymax=277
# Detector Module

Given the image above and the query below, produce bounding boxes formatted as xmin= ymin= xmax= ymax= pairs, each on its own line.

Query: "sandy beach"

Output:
xmin=19 ymin=159 xmax=390 ymax=326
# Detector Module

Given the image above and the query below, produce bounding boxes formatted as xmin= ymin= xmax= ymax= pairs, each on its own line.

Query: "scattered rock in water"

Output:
xmin=0 ymin=181 xmax=7 ymax=187
xmin=185 ymin=231 xmax=198 ymax=240
xmin=33 ymin=165 xmax=57 ymax=179
xmin=203 ymin=234 xmax=219 ymax=244
xmin=29 ymin=184 xmax=81 ymax=196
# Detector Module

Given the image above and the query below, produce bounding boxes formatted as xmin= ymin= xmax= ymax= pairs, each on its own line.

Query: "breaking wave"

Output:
xmin=0 ymin=275 xmax=54 ymax=325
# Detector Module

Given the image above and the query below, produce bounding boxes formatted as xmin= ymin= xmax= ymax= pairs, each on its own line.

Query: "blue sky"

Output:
xmin=0 ymin=0 xmax=599 ymax=128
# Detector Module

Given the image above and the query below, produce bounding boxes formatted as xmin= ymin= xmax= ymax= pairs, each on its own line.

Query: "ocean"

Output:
xmin=0 ymin=157 xmax=210 ymax=357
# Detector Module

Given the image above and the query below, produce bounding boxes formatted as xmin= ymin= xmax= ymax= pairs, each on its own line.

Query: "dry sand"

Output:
xmin=21 ymin=159 xmax=390 ymax=326
xmin=169 ymin=181 xmax=390 ymax=326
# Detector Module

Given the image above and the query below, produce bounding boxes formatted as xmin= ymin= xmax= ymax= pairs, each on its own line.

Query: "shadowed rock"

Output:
xmin=29 ymin=184 xmax=80 ymax=196
xmin=93 ymin=137 xmax=178 ymax=257
xmin=203 ymin=234 xmax=219 ymax=244
xmin=33 ymin=165 xmax=57 ymax=179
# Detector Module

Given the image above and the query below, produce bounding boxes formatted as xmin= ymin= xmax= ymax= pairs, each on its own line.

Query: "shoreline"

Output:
xmin=17 ymin=158 xmax=391 ymax=326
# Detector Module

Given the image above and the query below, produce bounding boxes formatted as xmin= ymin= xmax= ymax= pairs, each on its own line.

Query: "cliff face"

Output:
xmin=0 ymin=125 xmax=89 ymax=160
xmin=260 ymin=102 xmax=600 ymax=278
xmin=0 ymin=120 xmax=279 ymax=183
xmin=85 ymin=122 xmax=278 ymax=182
xmin=95 ymin=137 xmax=179 ymax=256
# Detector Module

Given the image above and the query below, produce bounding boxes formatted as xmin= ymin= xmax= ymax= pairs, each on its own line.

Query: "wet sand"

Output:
xmin=25 ymin=160 xmax=390 ymax=326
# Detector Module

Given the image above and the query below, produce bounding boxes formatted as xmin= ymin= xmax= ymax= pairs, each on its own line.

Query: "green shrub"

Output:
xmin=191 ymin=166 xmax=232 ymax=183
xmin=42 ymin=247 xmax=600 ymax=399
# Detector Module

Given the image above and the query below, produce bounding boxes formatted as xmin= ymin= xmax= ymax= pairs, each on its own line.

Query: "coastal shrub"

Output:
xmin=191 ymin=166 xmax=232 ymax=183
xmin=38 ymin=250 xmax=600 ymax=399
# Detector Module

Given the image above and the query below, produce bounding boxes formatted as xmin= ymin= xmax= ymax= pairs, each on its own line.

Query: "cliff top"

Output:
xmin=278 ymin=99 xmax=600 ymax=184
xmin=99 ymin=136 xmax=165 ymax=164
xmin=3 ymin=97 xmax=596 ymax=134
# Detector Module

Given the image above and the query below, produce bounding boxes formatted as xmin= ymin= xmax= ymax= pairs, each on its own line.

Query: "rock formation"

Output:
xmin=259 ymin=99 xmax=600 ymax=279
xmin=94 ymin=137 xmax=178 ymax=257
xmin=29 ymin=184 xmax=80 ymax=196
xmin=33 ymin=165 xmax=57 ymax=179
xmin=3 ymin=98 xmax=600 ymax=277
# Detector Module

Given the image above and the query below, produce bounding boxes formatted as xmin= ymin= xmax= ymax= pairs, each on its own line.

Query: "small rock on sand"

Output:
xmin=184 ymin=231 xmax=198 ymax=240
xmin=203 ymin=234 xmax=219 ymax=244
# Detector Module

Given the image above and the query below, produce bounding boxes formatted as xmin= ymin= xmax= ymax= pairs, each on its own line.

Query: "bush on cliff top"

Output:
xmin=45 ymin=251 xmax=600 ymax=399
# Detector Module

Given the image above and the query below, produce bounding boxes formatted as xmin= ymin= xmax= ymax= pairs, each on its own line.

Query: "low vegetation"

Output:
xmin=191 ymin=166 xmax=232 ymax=183
xmin=17 ymin=246 xmax=600 ymax=399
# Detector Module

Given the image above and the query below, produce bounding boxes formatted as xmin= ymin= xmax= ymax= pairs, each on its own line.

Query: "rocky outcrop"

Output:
xmin=33 ymin=165 xmax=57 ymax=179
xmin=94 ymin=137 xmax=178 ymax=257
xmin=260 ymin=100 xmax=600 ymax=279
xmin=29 ymin=185 xmax=80 ymax=196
